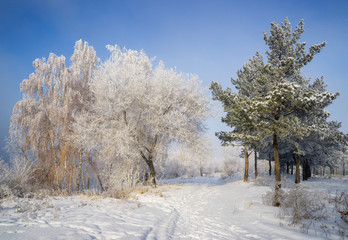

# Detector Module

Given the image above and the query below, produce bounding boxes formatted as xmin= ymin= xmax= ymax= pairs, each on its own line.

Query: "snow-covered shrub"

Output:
xmin=262 ymin=184 xmax=284 ymax=207
xmin=331 ymin=191 xmax=348 ymax=224
xmin=0 ymin=156 xmax=34 ymax=199
xmin=10 ymin=156 xmax=33 ymax=193
xmin=163 ymin=159 xmax=185 ymax=179
xmin=279 ymin=186 xmax=329 ymax=232
xmin=263 ymin=185 xmax=329 ymax=233
xmin=0 ymin=158 xmax=12 ymax=198
xmin=254 ymin=175 xmax=274 ymax=187
xmin=162 ymin=141 xmax=214 ymax=179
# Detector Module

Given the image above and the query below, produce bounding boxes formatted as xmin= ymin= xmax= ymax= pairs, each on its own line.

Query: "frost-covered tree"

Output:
xmin=299 ymin=120 xmax=346 ymax=178
xmin=164 ymin=137 xmax=213 ymax=178
xmin=211 ymin=18 xmax=339 ymax=206
xmin=72 ymin=45 xmax=211 ymax=188
xmin=211 ymin=54 xmax=265 ymax=182
xmin=9 ymin=40 xmax=98 ymax=191
xmin=257 ymin=19 xmax=335 ymax=200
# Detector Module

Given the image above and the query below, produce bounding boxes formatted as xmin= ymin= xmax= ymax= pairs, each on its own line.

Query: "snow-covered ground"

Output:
xmin=0 ymin=174 xmax=346 ymax=240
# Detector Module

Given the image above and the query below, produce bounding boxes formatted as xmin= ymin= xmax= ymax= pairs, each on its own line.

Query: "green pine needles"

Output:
xmin=211 ymin=18 xmax=345 ymax=207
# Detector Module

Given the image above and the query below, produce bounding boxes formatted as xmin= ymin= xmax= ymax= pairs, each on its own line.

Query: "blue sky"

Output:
xmin=0 ymin=0 xmax=347 ymax=160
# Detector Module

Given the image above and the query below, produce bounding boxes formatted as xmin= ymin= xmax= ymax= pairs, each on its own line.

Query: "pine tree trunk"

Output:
xmin=308 ymin=163 xmax=311 ymax=179
xmin=273 ymin=132 xmax=281 ymax=207
xmin=330 ymin=167 xmax=334 ymax=175
xmin=254 ymin=151 xmax=258 ymax=179
xmin=244 ymin=148 xmax=249 ymax=182
xmin=286 ymin=161 xmax=289 ymax=174
xmin=295 ymin=154 xmax=301 ymax=184
xmin=343 ymin=162 xmax=346 ymax=176
xmin=295 ymin=137 xmax=301 ymax=184
xmin=302 ymin=159 xmax=311 ymax=181
xmin=302 ymin=159 xmax=306 ymax=181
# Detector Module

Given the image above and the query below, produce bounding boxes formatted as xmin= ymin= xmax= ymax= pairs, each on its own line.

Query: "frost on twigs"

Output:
xmin=0 ymin=155 xmax=34 ymax=199
xmin=9 ymin=40 xmax=98 ymax=193
xmin=8 ymin=39 xmax=211 ymax=196
xmin=71 ymin=44 xmax=211 ymax=193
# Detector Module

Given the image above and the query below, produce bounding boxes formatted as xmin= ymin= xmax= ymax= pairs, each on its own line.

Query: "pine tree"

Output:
xmin=211 ymin=18 xmax=338 ymax=206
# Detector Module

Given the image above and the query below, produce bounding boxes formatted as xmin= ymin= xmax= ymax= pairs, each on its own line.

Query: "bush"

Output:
xmin=263 ymin=185 xmax=329 ymax=232
xmin=0 ymin=156 xmax=34 ymax=199
xmin=280 ymin=186 xmax=329 ymax=225
xmin=254 ymin=175 xmax=274 ymax=187
xmin=330 ymin=191 xmax=348 ymax=224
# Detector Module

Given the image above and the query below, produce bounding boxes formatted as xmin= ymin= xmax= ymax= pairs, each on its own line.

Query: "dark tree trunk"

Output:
xmin=295 ymin=137 xmax=301 ymax=184
xmin=140 ymin=133 xmax=159 ymax=188
xmin=254 ymin=151 xmax=258 ymax=179
xmin=295 ymin=154 xmax=301 ymax=184
xmin=308 ymin=164 xmax=311 ymax=179
xmin=268 ymin=153 xmax=272 ymax=176
xmin=302 ymin=160 xmax=306 ymax=180
xmin=146 ymin=158 xmax=157 ymax=187
xmin=343 ymin=162 xmax=346 ymax=176
xmin=273 ymin=132 xmax=281 ymax=207
xmin=286 ymin=161 xmax=289 ymax=174
xmin=141 ymin=154 xmax=157 ymax=188
xmin=302 ymin=159 xmax=311 ymax=181
xmin=244 ymin=148 xmax=249 ymax=182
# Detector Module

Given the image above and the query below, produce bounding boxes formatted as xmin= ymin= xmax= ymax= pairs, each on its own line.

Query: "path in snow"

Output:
xmin=143 ymin=178 xmax=320 ymax=240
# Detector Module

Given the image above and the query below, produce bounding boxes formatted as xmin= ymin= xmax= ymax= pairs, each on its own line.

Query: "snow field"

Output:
xmin=0 ymin=175 xmax=346 ymax=239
